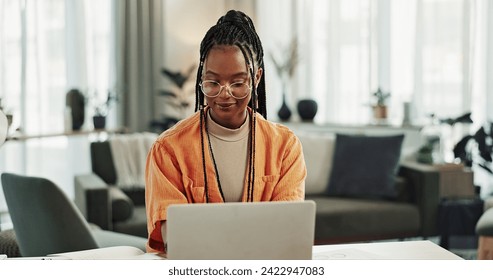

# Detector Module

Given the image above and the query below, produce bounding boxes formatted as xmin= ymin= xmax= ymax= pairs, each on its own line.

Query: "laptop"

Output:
xmin=166 ymin=200 xmax=316 ymax=260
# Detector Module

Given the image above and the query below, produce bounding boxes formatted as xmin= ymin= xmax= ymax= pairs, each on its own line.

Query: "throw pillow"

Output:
xmin=326 ymin=133 xmax=404 ymax=199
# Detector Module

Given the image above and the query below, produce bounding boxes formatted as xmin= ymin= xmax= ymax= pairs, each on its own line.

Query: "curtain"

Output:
xmin=257 ymin=0 xmax=492 ymax=125
xmin=113 ymin=0 xmax=164 ymax=133
xmin=256 ymin=0 xmax=493 ymax=194
xmin=258 ymin=0 xmax=374 ymax=124
xmin=0 ymin=0 xmax=113 ymax=225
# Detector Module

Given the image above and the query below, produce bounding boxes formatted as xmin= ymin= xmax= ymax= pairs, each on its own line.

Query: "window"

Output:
xmin=0 ymin=0 xmax=113 ymax=224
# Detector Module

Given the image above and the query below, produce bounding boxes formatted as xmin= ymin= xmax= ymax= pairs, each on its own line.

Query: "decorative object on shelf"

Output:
xmin=65 ymin=88 xmax=86 ymax=130
xmin=297 ymin=99 xmax=318 ymax=122
xmin=91 ymin=90 xmax=118 ymax=130
xmin=371 ymin=87 xmax=391 ymax=120
xmin=402 ymin=101 xmax=412 ymax=126
xmin=277 ymin=94 xmax=292 ymax=122
xmin=270 ymin=38 xmax=299 ymax=122
xmin=93 ymin=115 xmax=106 ymax=129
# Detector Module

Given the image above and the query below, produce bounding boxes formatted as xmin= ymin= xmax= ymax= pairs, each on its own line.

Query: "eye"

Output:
xmin=230 ymin=82 xmax=244 ymax=88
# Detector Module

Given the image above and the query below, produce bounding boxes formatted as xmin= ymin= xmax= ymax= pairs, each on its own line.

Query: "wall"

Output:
xmin=157 ymin=0 xmax=255 ymax=120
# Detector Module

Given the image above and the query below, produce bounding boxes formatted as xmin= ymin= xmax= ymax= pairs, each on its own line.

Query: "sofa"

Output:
xmin=74 ymin=141 xmax=148 ymax=238
xmin=75 ymin=131 xmax=441 ymax=245
xmin=297 ymin=132 xmax=440 ymax=244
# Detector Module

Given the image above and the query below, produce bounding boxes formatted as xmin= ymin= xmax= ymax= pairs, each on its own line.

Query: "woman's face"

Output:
xmin=202 ymin=45 xmax=262 ymax=129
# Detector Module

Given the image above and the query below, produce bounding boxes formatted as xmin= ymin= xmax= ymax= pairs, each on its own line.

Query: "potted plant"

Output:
xmin=92 ymin=91 xmax=117 ymax=130
xmin=153 ymin=65 xmax=196 ymax=132
xmin=372 ymin=87 xmax=391 ymax=120
xmin=453 ymin=120 xmax=492 ymax=172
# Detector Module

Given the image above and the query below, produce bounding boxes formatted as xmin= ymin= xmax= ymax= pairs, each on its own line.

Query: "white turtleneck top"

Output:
xmin=206 ymin=111 xmax=250 ymax=202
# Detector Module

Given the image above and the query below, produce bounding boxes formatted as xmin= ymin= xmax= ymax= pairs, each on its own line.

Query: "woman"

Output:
xmin=145 ymin=10 xmax=306 ymax=253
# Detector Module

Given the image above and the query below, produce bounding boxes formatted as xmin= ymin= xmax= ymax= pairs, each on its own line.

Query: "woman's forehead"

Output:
xmin=203 ymin=45 xmax=249 ymax=76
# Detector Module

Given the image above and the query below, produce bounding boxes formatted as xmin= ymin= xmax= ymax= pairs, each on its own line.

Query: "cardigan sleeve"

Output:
xmin=145 ymin=141 xmax=188 ymax=253
xmin=271 ymin=133 xmax=307 ymax=201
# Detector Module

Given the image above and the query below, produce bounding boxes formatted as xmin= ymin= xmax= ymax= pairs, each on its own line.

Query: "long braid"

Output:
xmin=235 ymin=42 xmax=257 ymax=202
xmin=195 ymin=10 xmax=267 ymax=202
xmin=199 ymin=108 xmax=209 ymax=203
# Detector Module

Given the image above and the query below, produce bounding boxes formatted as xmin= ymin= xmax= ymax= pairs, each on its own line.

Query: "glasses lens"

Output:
xmin=201 ymin=81 xmax=220 ymax=97
xmin=230 ymin=82 xmax=250 ymax=99
xmin=200 ymin=81 xmax=251 ymax=99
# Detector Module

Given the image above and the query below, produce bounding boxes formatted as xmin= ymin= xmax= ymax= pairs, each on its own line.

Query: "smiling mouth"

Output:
xmin=216 ymin=103 xmax=235 ymax=108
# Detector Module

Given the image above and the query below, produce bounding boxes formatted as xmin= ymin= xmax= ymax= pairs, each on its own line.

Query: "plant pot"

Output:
xmin=297 ymin=99 xmax=318 ymax=122
xmin=373 ymin=105 xmax=388 ymax=119
xmin=93 ymin=115 xmax=106 ymax=129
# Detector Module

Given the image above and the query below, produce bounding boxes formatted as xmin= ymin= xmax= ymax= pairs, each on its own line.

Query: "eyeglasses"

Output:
xmin=200 ymin=80 xmax=251 ymax=99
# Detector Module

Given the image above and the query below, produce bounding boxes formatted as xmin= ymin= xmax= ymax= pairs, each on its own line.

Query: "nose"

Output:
xmin=218 ymin=85 xmax=232 ymax=98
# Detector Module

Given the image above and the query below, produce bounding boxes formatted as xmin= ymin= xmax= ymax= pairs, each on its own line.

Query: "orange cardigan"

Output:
xmin=145 ymin=109 xmax=306 ymax=253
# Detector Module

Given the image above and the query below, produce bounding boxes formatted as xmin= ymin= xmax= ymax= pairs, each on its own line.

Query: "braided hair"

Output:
xmin=195 ymin=10 xmax=267 ymax=203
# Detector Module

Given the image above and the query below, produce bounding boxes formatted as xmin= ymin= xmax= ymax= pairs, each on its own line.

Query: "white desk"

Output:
xmin=312 ymin=240 xmax=462 ymax=260
xmin=5 ymin=240 xmax=462 ymax=260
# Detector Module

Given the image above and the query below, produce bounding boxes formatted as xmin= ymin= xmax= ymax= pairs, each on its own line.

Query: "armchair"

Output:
xmin=74 ymin=141 xmax=147 ymax=238
xmin=1 ymin=173 xmax=147 ymax=257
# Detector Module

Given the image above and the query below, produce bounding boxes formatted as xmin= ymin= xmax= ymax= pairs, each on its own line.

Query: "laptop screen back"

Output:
xmin=166 ymin=200 xmax=316 ymax=260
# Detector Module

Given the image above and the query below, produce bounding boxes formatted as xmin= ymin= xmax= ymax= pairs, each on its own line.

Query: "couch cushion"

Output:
xmin=90 ymin=141 xmax=117 ymax=185
xmin=297 ymin=133 xmax=335 ymax=195
xmin=307 ymin=196 xmax=420 ymax=242
xmin=121 ymin=186 xmax=146 ymax=206
xmin=113 ymin=206 xmax=148 ymax=238
xmin=109 ymin=187 xmax=134 ymax=222
xmin=326 ymin=134 xmax=404 ymax=199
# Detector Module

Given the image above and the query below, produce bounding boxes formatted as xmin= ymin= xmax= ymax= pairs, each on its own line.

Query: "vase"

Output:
xmin=65 ymin=89 xmax=85 ymax=131
xmin=277 ymin=93 xmax=292 ymax=121
xmin=297 ymin=99 xmax=318 ymax=122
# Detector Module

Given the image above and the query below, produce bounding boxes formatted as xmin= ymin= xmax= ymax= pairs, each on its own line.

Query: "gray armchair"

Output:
xmin=74 ymin=141 xmax=147 ymax=238
xmin=1 ymin=173 xmax=147 ymax=257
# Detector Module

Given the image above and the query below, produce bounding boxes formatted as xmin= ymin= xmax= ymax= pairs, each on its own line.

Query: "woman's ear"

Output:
xmin=255 ymin=67 xmax=263 ymax=88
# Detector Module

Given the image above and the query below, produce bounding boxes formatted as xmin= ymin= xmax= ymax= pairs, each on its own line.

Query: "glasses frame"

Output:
xmin=199 ymin=80 xmax=252 ymax=99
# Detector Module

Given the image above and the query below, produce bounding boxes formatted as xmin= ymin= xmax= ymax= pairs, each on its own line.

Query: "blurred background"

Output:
xmin=0 ymin=0 xmax=492 ymax=229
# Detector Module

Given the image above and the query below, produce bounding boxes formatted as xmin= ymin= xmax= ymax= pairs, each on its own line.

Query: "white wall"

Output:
xmin=157 ymin=0 xmax=256 ymax=120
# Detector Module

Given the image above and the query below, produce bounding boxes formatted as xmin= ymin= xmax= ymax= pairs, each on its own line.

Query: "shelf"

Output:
xmin=5 ymin=127 xmax=127 ymax=141
xmin=281 ymin=120 xmax=422 ymax=132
